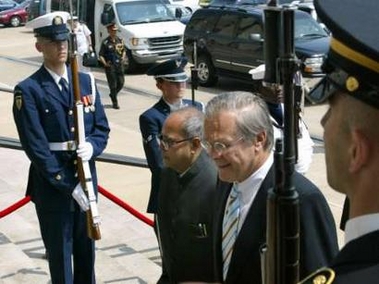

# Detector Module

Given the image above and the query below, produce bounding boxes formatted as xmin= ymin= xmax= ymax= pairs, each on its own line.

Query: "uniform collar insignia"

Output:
xmin=15 ymin=95 xmax=22 ymax=110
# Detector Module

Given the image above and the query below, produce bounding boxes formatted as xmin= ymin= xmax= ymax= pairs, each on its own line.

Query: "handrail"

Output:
xmin=0 ymin=136 xmax=148 ymax=168
xmin=0 ymin=136 xmax=153 ymax=226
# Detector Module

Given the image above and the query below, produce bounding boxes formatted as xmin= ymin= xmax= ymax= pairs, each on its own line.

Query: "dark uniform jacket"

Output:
xmin=213 ymin=166 xmax=339 ymax=283
xmin=139 ymin=98 xmax=203 ymax=213
xmin=331 ymin=230 xmax=379 ymax=283
xmin=157 ymin=150 xmax=218 ymax=283
xmin=98 ymin=36 xmax=126 ymax=68
xmin=13 ymin=66 xmax=110 ymax=211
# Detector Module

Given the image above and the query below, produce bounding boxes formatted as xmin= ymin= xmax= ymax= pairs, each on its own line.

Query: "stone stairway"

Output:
xmin=0 ymin=148 xmax=162 ymax=284
xmin=0 ymin=196 xmax=162 ymax=284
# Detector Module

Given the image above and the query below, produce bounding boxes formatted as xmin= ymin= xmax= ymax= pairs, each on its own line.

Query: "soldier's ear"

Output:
xmin=349 ymin=128 xmax=369 ymax=173
xmin=35 ymin=42 xmax=43 ymax=53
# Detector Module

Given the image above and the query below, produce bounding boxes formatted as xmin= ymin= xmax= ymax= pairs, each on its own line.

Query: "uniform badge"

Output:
xmin=175 ymin=59 xmax=182 ymax=67
xmin=15 ymin=94 xmax=23 ymax=110
xmin=53 ymin=16 xmax=63 ymax=26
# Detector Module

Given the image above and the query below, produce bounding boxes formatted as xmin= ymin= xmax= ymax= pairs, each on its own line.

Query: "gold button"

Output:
xmin=71 ymin=127 xmax=75 ymax=132
xmin=68 ymin=110 xmax=73 ymax=115
xmin=55 ymin=174 xmax=62 ymax=181
xmin=346 ymin=76 xmax=359 ymax=92
xmin=73 ymin=160 xmax=77 ymax=165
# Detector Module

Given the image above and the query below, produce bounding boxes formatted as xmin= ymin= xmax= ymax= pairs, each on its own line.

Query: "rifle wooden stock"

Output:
xmin=262 ymin=6 xmax=300 ymax=284
xmin=70 ymin=32 xmax=101 ymax=241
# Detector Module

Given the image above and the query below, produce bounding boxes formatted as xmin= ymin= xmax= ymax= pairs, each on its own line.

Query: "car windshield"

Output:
xmin=294 ymin=12 xmax=328 ymax=39
xmin=116 ymin=0 xmax=176 ymax=25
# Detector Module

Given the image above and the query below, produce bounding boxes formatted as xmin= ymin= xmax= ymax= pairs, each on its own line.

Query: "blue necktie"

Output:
xmin=222 ymin=183 xmax=240 ymax=281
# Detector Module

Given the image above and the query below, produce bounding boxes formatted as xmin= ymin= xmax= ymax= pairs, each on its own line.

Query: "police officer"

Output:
xmin=13 ymin=11 xmax=110 ymax=284
xmin=98 ymin=23 xmax=126 ymax=109
xmin=139 ymin=57 xmax=204 ymax=215
xmin=299 ymin=0 xmax=379 ymax=283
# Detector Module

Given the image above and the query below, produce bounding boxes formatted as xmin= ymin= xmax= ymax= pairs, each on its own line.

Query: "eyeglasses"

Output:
xmin=158 ymin=134 xmax=194 ymax=150
xmin=203 ymin=136 xmax=244 ymax=154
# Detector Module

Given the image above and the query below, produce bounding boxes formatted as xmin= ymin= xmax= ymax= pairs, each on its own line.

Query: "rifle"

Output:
xmin=68 ymin=3 xmax=101 ymax=240
xmin=260 ymin=1 xmax=300 ymax=283
xmin=191 ymin=41 xmax=198 ymax=106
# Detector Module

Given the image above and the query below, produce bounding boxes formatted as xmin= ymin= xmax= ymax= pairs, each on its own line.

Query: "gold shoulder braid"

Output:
xmin=298 ymin=267 xmax=335 ymax=284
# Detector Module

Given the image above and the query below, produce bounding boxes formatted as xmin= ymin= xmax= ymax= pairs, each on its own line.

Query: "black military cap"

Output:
xmin=26 ymin=11 xmax=70 ymax=41
xmin=309 ymin=0 xmax=379 ymax=108
xmin=147 ymin=57 xmax=188 ymax=82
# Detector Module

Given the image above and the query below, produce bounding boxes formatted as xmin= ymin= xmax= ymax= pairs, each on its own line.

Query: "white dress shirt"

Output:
xmin=344 ymin=213 xmax=379 ymax=245
xmin=233 ymin=153 xmax=274 ymax=232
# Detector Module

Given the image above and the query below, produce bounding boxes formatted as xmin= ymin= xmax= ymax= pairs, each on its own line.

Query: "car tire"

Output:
xmin=124 ymin=49 xmax=137 ymax=74
xmin=10 ymin=16 xmax=21 ymax=27
xmin=197 ymin=55 xmax=218 ymax=87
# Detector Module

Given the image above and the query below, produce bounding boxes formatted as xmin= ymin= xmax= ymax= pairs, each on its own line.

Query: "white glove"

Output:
xmin=77 ymin=142 xmax=93 ymax=161
xmin=72 ymin=183 xmax=89 ymax=211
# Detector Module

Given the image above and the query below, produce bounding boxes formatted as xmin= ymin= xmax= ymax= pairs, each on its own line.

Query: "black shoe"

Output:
xmin=112 ymin=103 xmax=120 ymax=109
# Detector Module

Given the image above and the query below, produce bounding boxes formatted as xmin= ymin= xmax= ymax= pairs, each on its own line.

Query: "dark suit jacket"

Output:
xmin=213 ymin=166 xmax=339 ymax=283
xmin=13 ymin=66 xmax=110 ymax=211
xmin=139 ymin=98 xmax=203 ymax=213
xmin=157 ymin=150 xmax=219 ymax=283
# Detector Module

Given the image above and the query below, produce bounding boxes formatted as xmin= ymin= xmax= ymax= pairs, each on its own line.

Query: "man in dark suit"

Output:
xmin=157 ymin=107 xmax=218 ymax=283
xmin=12 ymin=12 xmax=110 ymax=284
xmin=203 ymin=91 xmax=338 ymax=283
xmin=299 ymin=0 xmax=379 ymax=283
xmin=139 ymin=57 xmax=203 ymax=214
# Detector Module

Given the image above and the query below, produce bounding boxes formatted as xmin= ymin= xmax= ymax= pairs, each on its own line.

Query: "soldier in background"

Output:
xmin=98 ymin=23 xmax=126 ymax=109
xmin=299 ymin=0 xmax=379 ymax=283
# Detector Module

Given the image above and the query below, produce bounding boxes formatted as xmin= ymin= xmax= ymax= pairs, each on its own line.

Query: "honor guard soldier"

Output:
xmin=139 ymin=57 xmax=204 ymax=282
xmin=13 ymin=11 xmax=110 ymax=284
xmin=299 ymin=0 xmax=379 ymax=283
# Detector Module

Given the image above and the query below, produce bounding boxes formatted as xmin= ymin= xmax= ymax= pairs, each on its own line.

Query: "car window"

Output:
xmin=294 ymin=12 xmax=327 ymax=39
xmin=186 ymin=11 xmax=218 ymax=33
xmin=236 ymin=15 xmax=262 ymax=40
xmin=213 ymin=13 xmax=238 ymax=37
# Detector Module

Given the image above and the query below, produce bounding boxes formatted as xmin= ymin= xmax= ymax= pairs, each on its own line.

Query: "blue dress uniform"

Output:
xmin=299 ymin=0 xmax=379 ymax=283
xmin=139 ymin=57 xmax=203 ymax=214
xmin=13 ymin=12 xmax=110 ymax=284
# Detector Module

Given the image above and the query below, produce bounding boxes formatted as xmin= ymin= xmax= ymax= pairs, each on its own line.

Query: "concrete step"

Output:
xmin=0 ymin=170 xmax=161 ymax=283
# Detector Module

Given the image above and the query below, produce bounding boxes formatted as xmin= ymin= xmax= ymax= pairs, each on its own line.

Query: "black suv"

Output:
xmin=183 ymin=4 xmax=329 ymax=86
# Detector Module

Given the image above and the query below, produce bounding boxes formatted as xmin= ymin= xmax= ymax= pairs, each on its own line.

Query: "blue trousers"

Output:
xmin=36 ymin=205 xmax=96 ymax=284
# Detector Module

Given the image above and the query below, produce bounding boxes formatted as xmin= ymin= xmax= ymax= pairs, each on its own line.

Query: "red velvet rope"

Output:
xmin=0 ymin=186 xmax=154 ymax=228
xmin=98 ymin=185 xmax=154 ymax=227
xmin=0 ymin=195 xmax=31 ymax=218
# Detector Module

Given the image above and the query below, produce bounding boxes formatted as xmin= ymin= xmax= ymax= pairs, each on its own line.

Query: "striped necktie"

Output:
xmin=222 ymin=183 xmax=240 ymax=281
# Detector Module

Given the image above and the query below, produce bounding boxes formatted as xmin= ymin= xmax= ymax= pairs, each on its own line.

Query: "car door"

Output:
xmin=206 ymin=11 xmax=239 ymax=72
xmin=230 ymin=13 xmax=264 ymax=78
